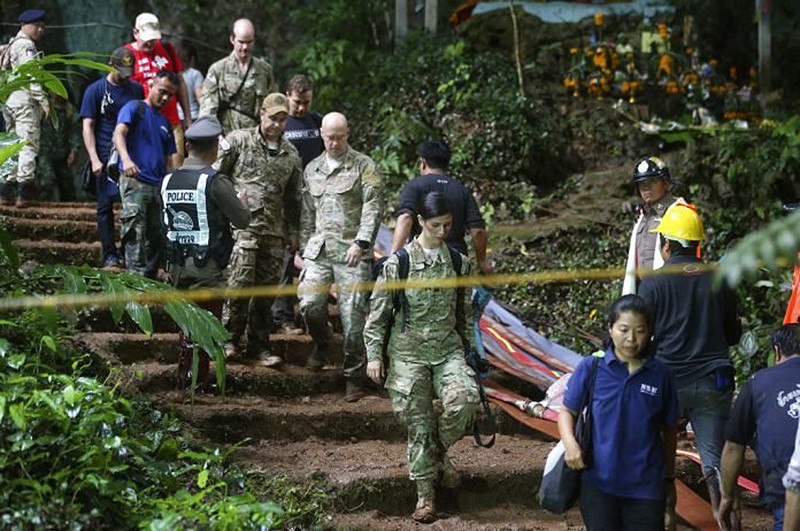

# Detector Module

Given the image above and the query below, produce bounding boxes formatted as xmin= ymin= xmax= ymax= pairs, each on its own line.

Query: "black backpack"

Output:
xmin=371 ymin=246 xmax=496 ymax=448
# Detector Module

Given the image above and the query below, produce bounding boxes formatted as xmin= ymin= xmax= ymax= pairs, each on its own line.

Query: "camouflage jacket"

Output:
xmin=300 ymin=147 xmax=384 ymax=262
xmin=364 ymin=238 xmax=473 ymax=365
xmin=216 ymin=127 xmax=302 ymax=240
xmin=4 ymin=30 xmax=48 ymax=111
xmin=199 ymin=53 xmax=276 ymax=133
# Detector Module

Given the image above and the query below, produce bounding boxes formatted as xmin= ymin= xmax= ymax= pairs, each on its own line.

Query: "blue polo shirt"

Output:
xmin=116 ymin=100 xmax=176 ymax=186
xmin=563 ymin=348 xmax=680 ymax=500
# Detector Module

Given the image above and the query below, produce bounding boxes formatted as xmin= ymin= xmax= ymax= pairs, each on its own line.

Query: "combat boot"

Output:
xmin=344 ymin=380 xmax=366 ymax=403
xmin=412 ymin=480 xmax=437 ymax=523
xmin=0 ymin=181 xmax=16 ymax=206
xmin=15 ymin=181 xmax=35 ymax=208
xmin=306 ymin=345 xmax=328 ymax=371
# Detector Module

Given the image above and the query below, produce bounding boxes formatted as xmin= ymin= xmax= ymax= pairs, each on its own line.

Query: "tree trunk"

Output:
xmin=395 ymin=0 xmax=409 ymax=41
xmin=757 ymin=0 xmax=771 ymax=93
xmin=425 ymin=0 xmax=437 ymax=33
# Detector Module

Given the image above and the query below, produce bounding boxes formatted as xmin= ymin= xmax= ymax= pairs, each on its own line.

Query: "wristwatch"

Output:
xmin=354 ymin=240 xmax=370 ymax=250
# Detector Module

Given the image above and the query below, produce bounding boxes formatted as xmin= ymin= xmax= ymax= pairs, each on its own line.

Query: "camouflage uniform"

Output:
xmin=2 ymin=30 xmax=49 ymax=186
xmin=298 ymin=147 xmax=384 ymax=380
xmin=199 ymin=54 xmax=276 ymax=134
xmin=37 ymin=99 xmax=82 ymax=201
xmin=119 ymin=175 xmax=163 ymax=277
xmin=364 ymin=239 xmax=480 ymax=489
xmin=217 ymin=128 xmax=302 ymax=354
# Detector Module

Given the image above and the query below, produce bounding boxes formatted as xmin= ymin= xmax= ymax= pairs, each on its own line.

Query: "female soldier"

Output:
xmin=558 ymin=294 xmax=679 ymax=530
xmin=365 ymin=191 xmax=480 ymax=523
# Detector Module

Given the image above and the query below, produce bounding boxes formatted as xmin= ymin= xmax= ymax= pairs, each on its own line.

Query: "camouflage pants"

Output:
xmin=119 ymin=175 xmax=163 ymax=277
xmin=387 ymin=352 xmax=480 ymax=482
xmin=298 ymin=251 xmax=371 ymax=379
xmin=224 ymin=232 xmax=284 ymax=354
xmin=2 ymin=97 xmax=42 ymax=184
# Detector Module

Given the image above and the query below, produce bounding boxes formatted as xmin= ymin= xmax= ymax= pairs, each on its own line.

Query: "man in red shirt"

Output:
xmin=124 ymin=12 xmax=191 ymax=167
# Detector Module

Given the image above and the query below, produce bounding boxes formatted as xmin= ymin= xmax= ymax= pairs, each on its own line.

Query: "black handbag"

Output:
xmin=80 ymin=160 xmax=96 ymax=195
xmin=538 ymin=356 xmax=600 ymax=513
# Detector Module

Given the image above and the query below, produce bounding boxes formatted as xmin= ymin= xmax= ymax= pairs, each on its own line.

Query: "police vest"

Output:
xmin=160 ymin=167 xmax=231 ymax=268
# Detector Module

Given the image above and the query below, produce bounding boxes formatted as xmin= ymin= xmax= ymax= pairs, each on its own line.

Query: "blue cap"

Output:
xmin=18 ymin=9 xmax=46 ymax=24
xmin=185 ymin=116 xmax=223 ymax=142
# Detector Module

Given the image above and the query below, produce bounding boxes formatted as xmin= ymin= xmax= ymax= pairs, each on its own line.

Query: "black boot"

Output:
xmin=0 ymin=181 xmax=16 ymax=206
xmin=16 ymin=181 xmax=35 ymax=208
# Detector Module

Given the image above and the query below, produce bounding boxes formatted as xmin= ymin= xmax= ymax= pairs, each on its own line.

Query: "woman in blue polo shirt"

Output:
xmin=558 ymin=294 xmax=680 ymax=530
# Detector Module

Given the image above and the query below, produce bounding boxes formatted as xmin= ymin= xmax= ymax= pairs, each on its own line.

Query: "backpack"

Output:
xmin=373 ymin=246 xmax=496 ymax=448
xmin=0 ymin=36 xmax=20 ymax=71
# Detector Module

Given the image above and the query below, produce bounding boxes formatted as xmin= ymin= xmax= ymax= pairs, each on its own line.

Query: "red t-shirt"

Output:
xmin=124 ymin=40 xmax=183 ymax=125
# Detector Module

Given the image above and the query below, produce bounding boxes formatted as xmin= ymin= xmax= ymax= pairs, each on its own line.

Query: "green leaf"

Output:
xmin=0 ymin=396 xmax=5 ymax=423
xmin=0 ymin=223 xmax=20 ymax=273
xmin=0 ymin=338 xmax=9 ymax=357
xmin=9 ymin=403 xmax=26 ymax=430
xmin=40 ymin=335 xmax=57 ymax=353
xmin=7 ymin=353 xmax=26 ymax=369
xmin=99 ymin=273 xmax=126 ymax=324
xmin=125 ymin=300 xmax=153 ymax=336
xmin=197 ymin=468 xmax=209 ymax=489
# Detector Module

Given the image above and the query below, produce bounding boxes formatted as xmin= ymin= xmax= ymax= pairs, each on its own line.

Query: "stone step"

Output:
xmin=331 ymin=504 xmax=578 ymax=530
xmin=151 ymin=388 xmax=549 ymax=445
xmin=153 ymin=391 xmax=403 ymax=443
xmin=79 ymin=332 xmax=344 ymax=366
xmin=236 ymin=435 xmax=551 ymax=517
xmin=0 ymin=202 xmax=112 ymax=222
xmin=117 ymin=360 xmax=347 ymax=397
xmin=4 ymin=217 xmax=111 ymax=244
xmin=17 ymin=239 xmax=101 ymax=266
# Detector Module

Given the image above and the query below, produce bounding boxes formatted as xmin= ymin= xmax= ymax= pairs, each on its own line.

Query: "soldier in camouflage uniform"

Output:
xmin=298 ymin=112 xmax=384 ymax=402
xmin=0 ymin=9 xmax=50 ymax=207
xmin=218 ymin=93 xmax=302 ymax=367
xmin=365 ymin=191 xmax=479 ymax=524
xmin=37 ymin=94 xmax=81 ymax=201
xmin=199 ymin=18 xmax=276 ymax=134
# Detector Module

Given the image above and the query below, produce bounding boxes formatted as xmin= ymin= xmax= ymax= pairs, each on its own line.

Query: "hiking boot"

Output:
xmin=438 ymin=455 xmax=461 ymax=489
xmin=16 ymin=181 xmax=35 ymax=208
xmin=246 ymin=350 xmax=283 ymax=368
xmin=306 ymin=347 xmax=328 ymax=371
xmin=277 ymin=322 xmax=303 ymax=335
xmin=412 ymin=496 xmax=436 ymax=523
xmin=344 ymin=380 xmax=367 ymax=403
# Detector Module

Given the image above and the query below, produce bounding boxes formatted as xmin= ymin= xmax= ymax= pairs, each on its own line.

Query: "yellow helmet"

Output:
xmin=650 ymin=202 xmax=705 ymax=242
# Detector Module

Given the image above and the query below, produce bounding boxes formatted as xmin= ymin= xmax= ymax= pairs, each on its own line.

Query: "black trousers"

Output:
xmin=579 ymin=479 xmax=664 ymax=531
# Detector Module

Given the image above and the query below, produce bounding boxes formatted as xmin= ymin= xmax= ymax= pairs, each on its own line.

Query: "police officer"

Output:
xmin=161 ymin=116 xmax=250 ymax=387
xmin=365 ymin=192 xmax=479 ymax=523
xmin=622 ymin=156 xmax=684 ymax=295
xmin=0 ymin=9 xmax=49 ymax=207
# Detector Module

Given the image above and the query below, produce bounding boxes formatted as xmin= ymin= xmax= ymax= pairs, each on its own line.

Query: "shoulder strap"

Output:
xmin=394 ymin=248 xmax=410 ymax=332
xmin=160 ymin=39 xmax=178 ymax=72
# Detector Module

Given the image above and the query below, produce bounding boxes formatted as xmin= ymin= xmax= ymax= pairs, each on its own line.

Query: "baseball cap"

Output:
xmin=135 ymin=13 xmax=161 ymax=41
xmin=110 ymin=47 xmax=135 ymax=77
xmin=261 ymin=93 xmax=289 ymax=116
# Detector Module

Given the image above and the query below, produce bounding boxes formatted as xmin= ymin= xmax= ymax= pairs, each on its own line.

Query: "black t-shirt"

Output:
xmin=284 ymin=111 xmax=323 ymax=168
xmin=395 ymin=173 xmax=485 ymax=254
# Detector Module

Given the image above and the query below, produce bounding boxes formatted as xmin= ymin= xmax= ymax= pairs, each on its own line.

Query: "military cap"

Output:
xmin=185 ymin=116 xmax=223 ymax=142
xmin=110 ymin=47 xmax=135 ymax=78
xmin=19 ymin=9 xmax=46 ymax=24
xmin=261 ymin=93 xmax=289 ymax=116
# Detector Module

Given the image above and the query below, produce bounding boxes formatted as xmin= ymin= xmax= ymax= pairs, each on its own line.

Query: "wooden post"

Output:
xmin=396 ymin=0 xmax=408 ymax=41
xmin=425 ymin=0 xmax=437 ymax=33
xmin=757 ymin=0 xmax=771 ymax=93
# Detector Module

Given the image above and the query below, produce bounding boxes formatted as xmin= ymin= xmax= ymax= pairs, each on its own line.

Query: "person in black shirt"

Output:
xmin=271 ymin=74 xmax=324 ymax=335
xmin=391 ymin=140 xmax=493 ymax=275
